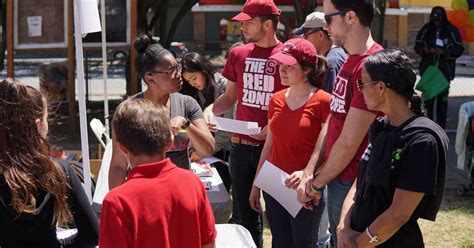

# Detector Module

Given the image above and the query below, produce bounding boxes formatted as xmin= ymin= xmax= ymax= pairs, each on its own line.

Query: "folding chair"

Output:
xmin=90 ymin=118 xmax=111 ymax=159
xmin=89 ymin=118 xmax=111 ymax=149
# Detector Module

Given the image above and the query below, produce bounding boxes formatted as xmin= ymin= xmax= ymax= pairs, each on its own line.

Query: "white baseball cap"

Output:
xmin=294 ymin=11 xmax=326 ymax=36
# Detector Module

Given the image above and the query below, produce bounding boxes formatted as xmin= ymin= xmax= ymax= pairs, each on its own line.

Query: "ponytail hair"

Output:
xmin=134 ymin=33 xmax=172 ymax=81
xmin=410 ymin=93 xmax=426 ymax=116
xmin=300 ymin=55 xmax=328 ymax=88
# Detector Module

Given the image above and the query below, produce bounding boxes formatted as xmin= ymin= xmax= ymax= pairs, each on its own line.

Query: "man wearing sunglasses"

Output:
xmin=294 ymin=11 xmax=347 ymax=93
xmin=296 ymin=0 xmax=383 ymax=246
xmin=205 ymin=0 xmax=286 ymax=247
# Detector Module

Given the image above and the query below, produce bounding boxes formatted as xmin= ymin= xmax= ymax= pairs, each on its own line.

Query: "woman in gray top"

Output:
xmin=108 ymin=35 xmax=215 ymax=190
xmin=181 ymin=52 xmax=234 ymax=193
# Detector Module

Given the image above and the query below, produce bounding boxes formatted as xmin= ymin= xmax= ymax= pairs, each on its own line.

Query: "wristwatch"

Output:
xmin=181 ymin=118 xmax=191 ymax=130
xmin=366 ymin=227 xmax=379 ymax=244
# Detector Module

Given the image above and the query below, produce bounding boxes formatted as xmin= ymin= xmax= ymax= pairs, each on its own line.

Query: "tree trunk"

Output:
xmin=293 ymin=0 xmax=304 ymax=25
xmin=0 ymin=0 xmax=6 ymax=71
xmin=372 ymin=0 xmax=386 ymax=46
xmin=293 ymin=0 xmax=317 ymax=26
xmin=163 ymin=0 xmax=199 ymax=48
xmin=157 ymin=0 xmax=169 ymax=47
xmin=305 ymin=0 xmax=316 ymax=19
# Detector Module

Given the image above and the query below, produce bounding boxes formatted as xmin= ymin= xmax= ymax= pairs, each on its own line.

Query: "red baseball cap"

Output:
xmin=232 ymin=0 xmax=281 ymax=21
xmin=270 ymin=38 xmax=318 ymax=65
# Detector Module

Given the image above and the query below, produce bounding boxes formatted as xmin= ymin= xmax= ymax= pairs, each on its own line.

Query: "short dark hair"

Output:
xmin=113 ymin=98 xmax=172 ymax=156
xmin=258 ymin=14 xmax=279 ymax=30
xmin=330 ymin=0 xmax=375 ymax=27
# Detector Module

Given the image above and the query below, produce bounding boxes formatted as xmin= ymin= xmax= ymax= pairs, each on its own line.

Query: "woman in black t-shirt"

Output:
xmin=337 ymin=50 xmax=448 ymax=248
xmin=0 ymin=79 xmax=98 ymax=247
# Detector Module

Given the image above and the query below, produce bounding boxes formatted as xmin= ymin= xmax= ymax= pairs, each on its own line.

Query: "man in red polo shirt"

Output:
xmin=205 ymin=0 xmax=286 ymax=247
xmin=99 ymin=98 xmax=216 ymax=248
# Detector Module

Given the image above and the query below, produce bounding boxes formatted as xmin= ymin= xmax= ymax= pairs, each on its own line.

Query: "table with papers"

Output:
xmin=191 ymin=161 xmax=232 ymax=224
xmin=92 ymin=144 xmax=232 ymax=223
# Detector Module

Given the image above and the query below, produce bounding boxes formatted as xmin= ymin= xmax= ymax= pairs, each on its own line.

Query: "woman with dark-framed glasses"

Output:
xmin=108 ymin=34 xmax=215 ymax=189
xmin=337 ymin=50 xmax=448 ymax=248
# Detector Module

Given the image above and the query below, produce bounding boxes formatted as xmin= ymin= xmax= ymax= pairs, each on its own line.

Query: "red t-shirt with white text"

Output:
xmin=325 ymin=43 xmax=384 ymax=181
xmin=222 ymin=42 xmax=286 ymax=144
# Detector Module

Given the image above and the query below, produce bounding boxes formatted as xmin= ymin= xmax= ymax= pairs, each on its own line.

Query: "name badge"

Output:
xmin=436 ymin=38 xmax=444 ymax=47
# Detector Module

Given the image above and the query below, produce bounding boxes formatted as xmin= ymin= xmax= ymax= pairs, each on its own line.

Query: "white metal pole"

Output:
xmin=73 ymin=0 xmax=93 ymax=202
xmin=100 ymin=0 xmax=110 ymax=136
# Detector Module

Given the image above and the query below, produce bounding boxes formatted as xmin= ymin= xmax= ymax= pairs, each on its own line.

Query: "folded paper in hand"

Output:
xmin=209 ymin=116 xmax=261 ymax=135
xmin=254 ymin=161 xmax=302 ymax=218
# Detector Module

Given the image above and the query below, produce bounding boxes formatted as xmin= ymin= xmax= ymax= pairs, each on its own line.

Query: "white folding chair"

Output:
xmin=92 ymin=141 xmax=113 ymax=213
xmin=89 ymin=118 xmax=111 ymax=149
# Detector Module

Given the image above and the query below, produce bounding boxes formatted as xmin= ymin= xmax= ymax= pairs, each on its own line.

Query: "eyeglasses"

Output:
xmin=324 ymin=10 xmax=348 ymax=25
xmin=357 ymin=79 xmax=379 ymax=90
xmin=151 ymin=64 xmax=182 ymax=78
xmin=303 ymin=28 xmax=324 ymax=39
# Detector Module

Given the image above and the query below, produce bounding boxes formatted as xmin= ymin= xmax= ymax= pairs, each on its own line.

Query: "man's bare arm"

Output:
xmin=312 ymin=107 xmax=376 ymax=188
xmin=304 ymin=117 xmax=329 ymax=177
xmin=212 ymin=80 xmax=238 ymax=115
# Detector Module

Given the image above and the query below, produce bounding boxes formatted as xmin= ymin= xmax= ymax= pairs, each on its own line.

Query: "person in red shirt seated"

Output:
xmin=99 ymin=98 xmax=217 ymax=248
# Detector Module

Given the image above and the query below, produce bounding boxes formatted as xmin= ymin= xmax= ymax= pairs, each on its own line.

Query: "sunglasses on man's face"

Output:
xmin=324 ymin=10 xmax=348 ymax=25
xmin=303 ymin=28 xmax=324 ymax=39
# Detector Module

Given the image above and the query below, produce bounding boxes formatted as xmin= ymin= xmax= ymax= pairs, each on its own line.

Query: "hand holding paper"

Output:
xmin=209 ymin=116 xmax=261 ymax=135
xmin=254 ymin=161 xmax=302 ymax=218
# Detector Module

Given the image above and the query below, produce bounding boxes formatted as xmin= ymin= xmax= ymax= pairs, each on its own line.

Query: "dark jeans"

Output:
xmin=424 ymin=91 xmax=448 ymax=129
xmin=327 ymin=178 xmax=353 ymax=248
xmin=229 ymin=143 xmax=263 ymax=248
xmin=263 ymin=191 xmax=326 ymax=248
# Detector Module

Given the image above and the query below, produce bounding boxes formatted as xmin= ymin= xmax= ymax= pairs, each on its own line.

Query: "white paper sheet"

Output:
xmin=27 ymin=16 xmax=42 ymax=37
xmin=56 ymin=227 xmax=78 ymax=240
xmin=209 ymin=116 xmax=261 ymax=135
xmin=78 ymin=0 xmax=101 ymax=35
xmin=200 ymin=168 xmax=222 ymax=192
xmin=254 ymin=161 xmax=302 ymax=218
xmin=199 ymin=156 xmax=222 ymax=165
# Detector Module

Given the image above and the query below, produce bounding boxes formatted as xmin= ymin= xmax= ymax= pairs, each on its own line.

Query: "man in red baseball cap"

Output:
xmin=204 ymin=1 xmax=285 ymax=247
xmin=232 ymin=0 xmax=281 ymax=21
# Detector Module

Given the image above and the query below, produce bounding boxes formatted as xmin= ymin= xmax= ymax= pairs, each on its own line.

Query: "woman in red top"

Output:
xmin=249 ymin=38 xmax=331 ymax=248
